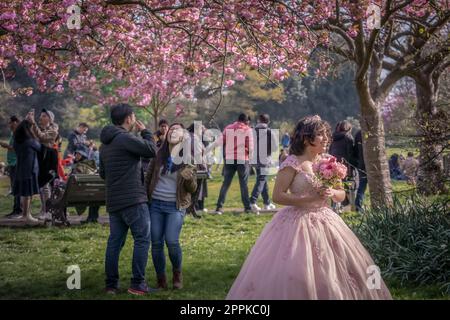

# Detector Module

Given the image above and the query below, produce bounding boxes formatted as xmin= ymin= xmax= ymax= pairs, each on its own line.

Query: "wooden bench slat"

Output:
xmin=64 ymin=174 xmax=106 ymax=207
xmin=61 ymin=172 xmax=209 ymax=208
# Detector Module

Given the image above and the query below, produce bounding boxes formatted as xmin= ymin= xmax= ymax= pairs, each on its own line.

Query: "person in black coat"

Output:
xmin=353 ymin=130 xmax=367 ymax=212
xmin=329 ymin=121 xmax=355 ymax=169
xmin=329 ymin=120 xmax=356 ymax=208
xmin=12 ymin=120 xmax=41 ymax=224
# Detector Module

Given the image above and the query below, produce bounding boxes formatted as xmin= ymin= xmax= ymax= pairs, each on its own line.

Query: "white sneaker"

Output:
xmin=264 ymin=203 xmax=276 ymax=210
xmin=250 ymin=203 xmax=261 ymax=213
xmin=26 ymin=216 xmax=39 ymax=224
xmin=203 ymin=208 xmax=208 ymax=213
xmin=38 ymin=212 xmax=51 ymax=221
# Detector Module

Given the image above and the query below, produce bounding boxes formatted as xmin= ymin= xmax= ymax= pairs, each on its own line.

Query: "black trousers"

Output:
xmin=8 ymin=165 xmax=21 ymax=214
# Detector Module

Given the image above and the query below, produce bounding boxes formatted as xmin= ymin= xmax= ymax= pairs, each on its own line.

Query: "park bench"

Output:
xmin=47 ymin=170 xmax=209 ymax=225
xmin=47 ymin=174 xmax=105 ymax=226
xmin=64 ymin=174 xmax=106 ymax=207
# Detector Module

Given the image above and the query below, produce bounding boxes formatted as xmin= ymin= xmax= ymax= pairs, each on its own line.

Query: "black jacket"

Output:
xmin=330 ymin=132 xmax=355 ymax=164
xmin=99 ymin=125 xmax=156 ymax=213
xmin=38 ymin=145 xmax=58 ymax=187
xmin=253 ymin=123 xmax=277 ymax=167
xmin=353 ymin=130 xmax=365 ymax=171
xmin=329 ymin=131 xmax=356 ymax=177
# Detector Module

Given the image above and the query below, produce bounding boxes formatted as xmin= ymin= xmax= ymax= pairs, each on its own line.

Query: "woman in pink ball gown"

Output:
xmin=226 ymin=116 xmax=392 ymax=300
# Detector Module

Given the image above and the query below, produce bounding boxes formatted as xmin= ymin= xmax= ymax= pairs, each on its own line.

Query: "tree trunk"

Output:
xmin=153 ymin=108 xmax=159 ymax=132
xmin=356 ymin=81 xmax=393 ymax=208
xmin=414 ymin=73 xmax=447 ymax=195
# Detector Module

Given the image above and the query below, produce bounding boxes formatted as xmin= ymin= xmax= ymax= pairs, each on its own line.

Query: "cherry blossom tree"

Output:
xmin=275 ymin=0 xmax=449 ymax=206
xmin=400 ymin=19 xmax=449 ymax=195
xmin=1 ymin=0 xmax=448 ymax=208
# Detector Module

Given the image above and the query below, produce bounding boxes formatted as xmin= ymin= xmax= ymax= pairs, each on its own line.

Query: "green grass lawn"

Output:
xmin=0 ymin=145 xmax=448 ymax=300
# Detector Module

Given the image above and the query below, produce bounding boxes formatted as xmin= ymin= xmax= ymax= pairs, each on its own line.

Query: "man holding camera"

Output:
xmin=99 ymin=104 xmax=157 ymax=295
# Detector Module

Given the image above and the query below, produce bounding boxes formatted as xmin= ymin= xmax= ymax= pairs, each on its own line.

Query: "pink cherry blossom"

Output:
xmin=225 ymin=79 xmax=235 ymax=87
xmin=22 ymin=44 xmax=36 ymax=53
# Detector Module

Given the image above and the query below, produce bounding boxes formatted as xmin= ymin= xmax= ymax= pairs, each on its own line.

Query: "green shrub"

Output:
xmin=354 ymin=195 xmax=450 ymax=295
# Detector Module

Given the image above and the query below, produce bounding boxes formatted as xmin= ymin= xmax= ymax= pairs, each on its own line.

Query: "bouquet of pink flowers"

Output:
xmin=312 ymin=155 xmax=347 ymax=189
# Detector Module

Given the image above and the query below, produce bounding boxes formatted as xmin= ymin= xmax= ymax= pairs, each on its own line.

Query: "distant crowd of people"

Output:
xmin=388 ymin=152 xmax=420 ymax=185
xmin=0 ymin=110 xmax=100 ymax=224
xmin=1 ymin=108 xmax=424 ymax=226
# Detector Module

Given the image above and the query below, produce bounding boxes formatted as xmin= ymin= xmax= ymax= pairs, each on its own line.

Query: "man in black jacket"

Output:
xmin=99 ymin=103 xmax=157 ymax=295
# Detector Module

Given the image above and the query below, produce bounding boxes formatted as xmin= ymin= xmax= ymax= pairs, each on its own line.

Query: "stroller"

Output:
xmin=46 ymin=176 xmax=71 ymax=226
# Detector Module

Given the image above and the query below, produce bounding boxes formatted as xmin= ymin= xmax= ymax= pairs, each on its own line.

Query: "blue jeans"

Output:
xmin=355 ymin=170 xmax=368 ymax=211
xmin=216 ymin=162 xmax=251 ymax=210
xmin=105 ymin=203 xmax=151 ymax=289
xmin=149 ymin=199 xmax=185 ymax=276
xmin=250 ymin=166 xmax=270 ymax=205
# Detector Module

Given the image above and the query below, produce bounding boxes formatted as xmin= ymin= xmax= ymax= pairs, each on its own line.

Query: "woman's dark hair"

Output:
xmin=335 ymin=120 xmax=352 ymax=134
xmin=9 ymin=115 xmax=20 ymax=123
xmin=156 ymin=123 xmax=186 ymax=175
xmin=258 ymin=114 xmax=270 ymax=124
xmin=159 ymin=119 xmax=169 ymax=127
xmin=110 ymin=103 xmax=134 ymax=126
xmin=238 ymin=113 xmax=249 ymax=123
xmin=14 ymin=120 xmax=36 ymax=144
xmin=289 ymin=115 xmax=331 ymax=156
xmin=390 ymin=154 xmax=399 ymax=166
xmin=187 ymin=123 xmax=195 ymax=133
xmin=186 ymin=123 xmax=205 ymax=134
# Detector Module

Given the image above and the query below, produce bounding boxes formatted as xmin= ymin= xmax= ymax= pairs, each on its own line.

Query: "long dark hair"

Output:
xmin=289 ymin=115 xmax=331 ymax=156
xmin=156 ymin=123 xmax=185 ymax=175
xmin=335 ymin=120 xmax=352 ymax=134
xmin=14 ymin=120 xmax=36 ymax=144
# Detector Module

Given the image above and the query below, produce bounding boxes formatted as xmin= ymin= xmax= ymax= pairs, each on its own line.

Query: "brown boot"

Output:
xmin=157 ymin=274 xmax=168 ymax=290
xmin=173 ymin=271 xmax=183 ymax=290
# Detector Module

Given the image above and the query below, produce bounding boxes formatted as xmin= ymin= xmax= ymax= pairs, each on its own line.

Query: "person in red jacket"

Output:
xmin=213 ymin=113 xmax=255 ymax=214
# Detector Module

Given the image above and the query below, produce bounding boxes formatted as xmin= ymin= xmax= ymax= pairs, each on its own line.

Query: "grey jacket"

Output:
xmin=99 ymin=125 xmax=156 ymax=213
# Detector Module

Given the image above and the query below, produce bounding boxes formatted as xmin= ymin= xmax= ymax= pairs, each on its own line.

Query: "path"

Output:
xmin=0 ymin=208 xmax=277 ymax=227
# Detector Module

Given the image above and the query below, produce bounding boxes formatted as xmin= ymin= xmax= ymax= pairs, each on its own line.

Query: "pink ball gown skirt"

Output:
xmin=226 ymin=155 xmax=392 ymax=300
